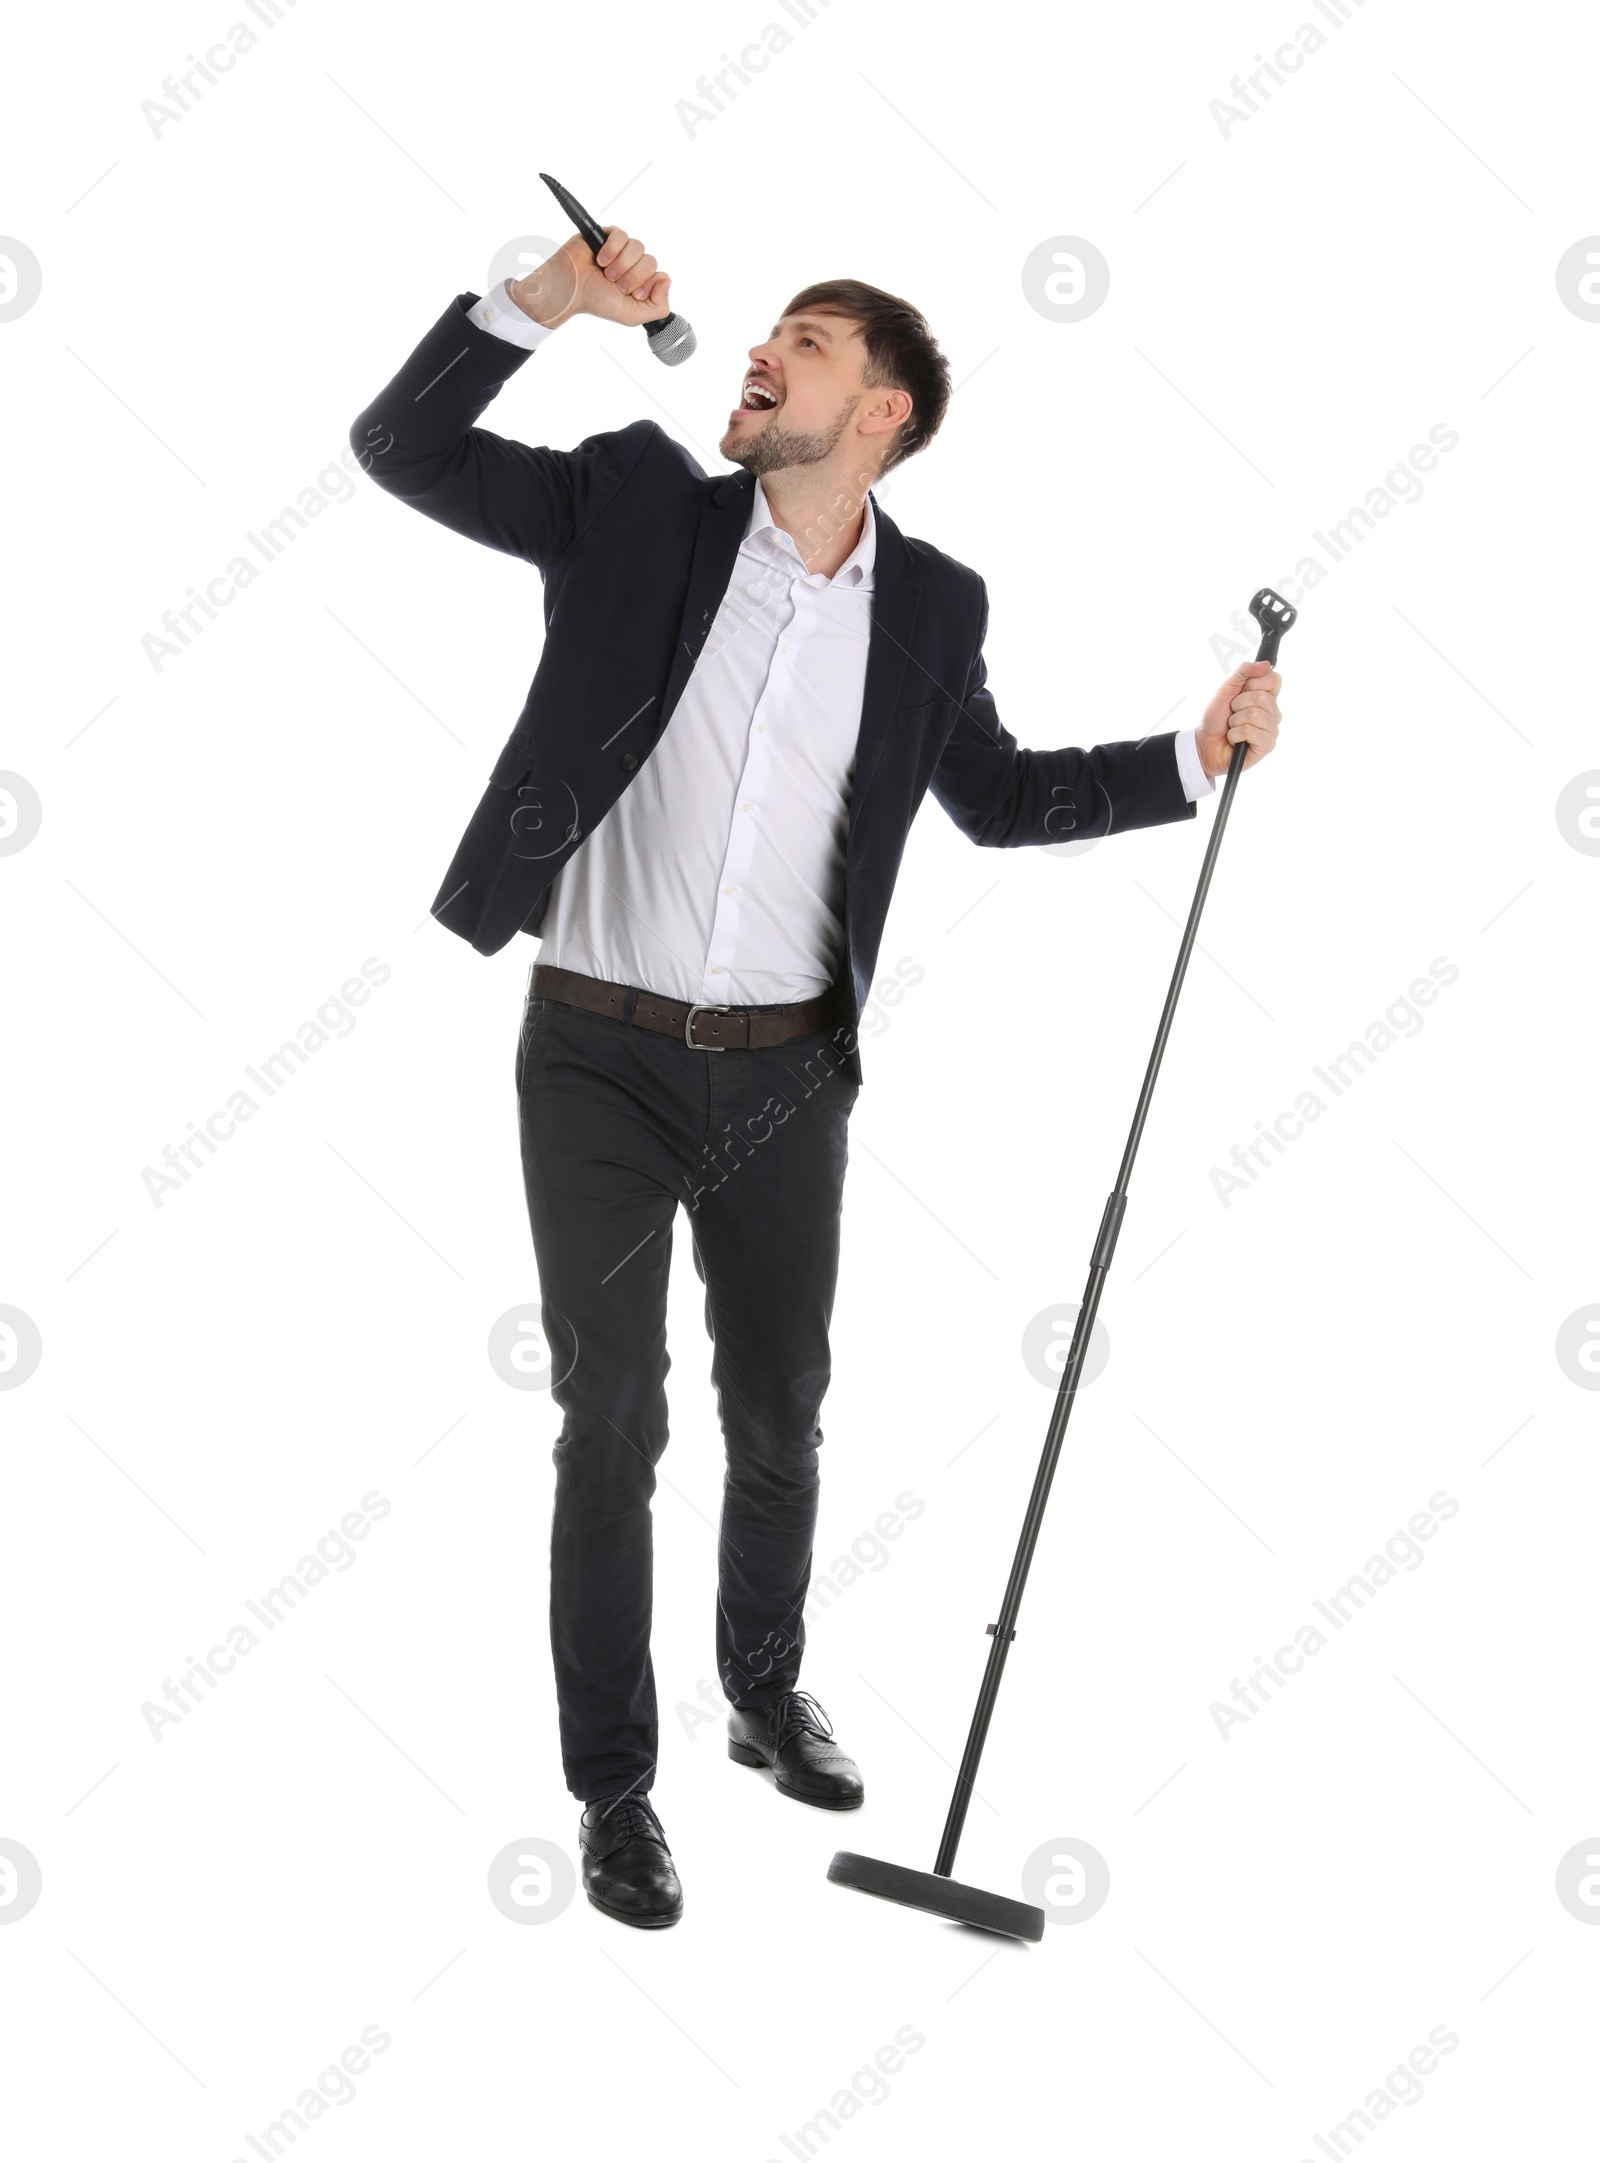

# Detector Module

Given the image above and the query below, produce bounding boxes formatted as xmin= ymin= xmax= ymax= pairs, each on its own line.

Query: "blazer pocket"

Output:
xmin=489 ymin=737 xmax=536 ymax=790
xmin=893 ymin=697 xmax=955 ymax=727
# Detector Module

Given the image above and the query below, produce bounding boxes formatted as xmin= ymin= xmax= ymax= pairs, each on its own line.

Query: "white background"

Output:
xmin=3 ymin=0 xmax=1596 ymax=2155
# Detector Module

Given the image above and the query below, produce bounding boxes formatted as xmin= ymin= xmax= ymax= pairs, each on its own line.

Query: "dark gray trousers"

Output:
xmin=515 ymin=988 xmax=859 ymax=1801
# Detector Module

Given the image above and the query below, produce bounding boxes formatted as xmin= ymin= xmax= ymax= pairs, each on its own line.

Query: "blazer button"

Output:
xmin=621 ymin=752 xmax=639 ymax=771
xmin=566 ymin=823 xmax=581 ymax=842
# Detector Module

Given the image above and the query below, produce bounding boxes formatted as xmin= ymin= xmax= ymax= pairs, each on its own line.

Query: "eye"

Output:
xmin=801 ymin=336 xmax=818 ymax=349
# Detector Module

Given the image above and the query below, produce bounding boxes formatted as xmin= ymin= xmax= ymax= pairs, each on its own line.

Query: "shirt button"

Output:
xmin=742 ymin=801 xmax=754 ymax=812
xmin=725 ymin=885 xmax=735 ymax=895
xmin=712 ymin=965 xmax=725 ymax=974
xmin=780 ymin=640 xmax=789 ymax=652
xmin=758 ymin=723 xmax=766 ymax=732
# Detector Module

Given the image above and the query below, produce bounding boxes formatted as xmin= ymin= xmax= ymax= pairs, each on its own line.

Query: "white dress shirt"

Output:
xmin=467 ymin=278 xmax=1216 ymax=1006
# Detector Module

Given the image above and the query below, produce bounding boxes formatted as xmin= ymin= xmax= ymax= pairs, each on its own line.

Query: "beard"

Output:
xmin=720 ymin=396 xmax=856 ymax=477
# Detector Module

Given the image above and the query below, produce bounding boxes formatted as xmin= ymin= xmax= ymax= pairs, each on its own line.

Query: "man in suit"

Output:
xmin=349 ymin=222 xmax=1283 ymax=1929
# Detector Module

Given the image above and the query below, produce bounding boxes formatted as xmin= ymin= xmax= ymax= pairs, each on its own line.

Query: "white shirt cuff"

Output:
xmin=468 ymin=278 xmax=557 ymax=351
xmin=1174 ymin=726 xmax=1215 ymax=802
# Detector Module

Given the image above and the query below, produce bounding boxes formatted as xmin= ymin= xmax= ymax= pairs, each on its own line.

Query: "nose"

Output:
xmin=747 ymin=338 xmax=779 ymax=369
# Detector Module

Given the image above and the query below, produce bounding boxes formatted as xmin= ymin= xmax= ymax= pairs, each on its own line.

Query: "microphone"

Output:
xmin=538 ymin=172 xmax=696 ymax=367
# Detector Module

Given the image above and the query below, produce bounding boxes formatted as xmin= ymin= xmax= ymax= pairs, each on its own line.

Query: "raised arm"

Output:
xmin=347 ymin=225 xmax=673 ymax=571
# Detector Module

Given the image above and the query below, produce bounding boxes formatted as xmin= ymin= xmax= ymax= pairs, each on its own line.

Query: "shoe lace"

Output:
xmin=596 ymin=1794 xmax=665 ymax=1847
xmin=770 ymin=1690 xmax=834 ymax=1749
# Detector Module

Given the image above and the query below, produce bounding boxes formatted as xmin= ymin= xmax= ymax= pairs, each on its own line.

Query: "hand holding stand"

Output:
xmin=829 ymin=588 xmax=1298 ymax=1940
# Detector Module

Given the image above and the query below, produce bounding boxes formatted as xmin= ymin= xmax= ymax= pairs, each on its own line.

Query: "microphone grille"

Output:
xmin=646 ymin=313 xmax=697 ymax=367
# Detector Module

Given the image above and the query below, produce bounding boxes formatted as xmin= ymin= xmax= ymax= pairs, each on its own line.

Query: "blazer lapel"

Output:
xmin=849 ymin=497 xmax=921 ymax=818
xmin=658 ymin=468 xmax=755 ymax=733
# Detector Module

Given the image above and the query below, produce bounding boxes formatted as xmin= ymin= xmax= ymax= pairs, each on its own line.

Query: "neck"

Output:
xmin=758 ymin=462 xmax=878 ymax=579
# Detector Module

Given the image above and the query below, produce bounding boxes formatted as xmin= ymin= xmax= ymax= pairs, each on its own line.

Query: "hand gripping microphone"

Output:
xmin=538 ymin=172 xmax=696 ymax=367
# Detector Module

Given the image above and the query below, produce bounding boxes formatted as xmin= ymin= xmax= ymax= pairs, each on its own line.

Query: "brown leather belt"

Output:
xmin=531 ymin=963 xmax=832 ymax=1051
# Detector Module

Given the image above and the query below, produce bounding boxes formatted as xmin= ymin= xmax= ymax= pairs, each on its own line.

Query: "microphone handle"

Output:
xmin=538 ymin=171 xmax=672 ymax=335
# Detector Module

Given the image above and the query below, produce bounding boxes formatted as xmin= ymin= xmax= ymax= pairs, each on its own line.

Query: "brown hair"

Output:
xmin=779 ymin=278 xmax=951 ymax=473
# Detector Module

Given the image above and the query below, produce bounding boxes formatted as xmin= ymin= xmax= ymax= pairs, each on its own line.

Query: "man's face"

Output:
xmin=719 ymin=311 xmax=867 ymax=477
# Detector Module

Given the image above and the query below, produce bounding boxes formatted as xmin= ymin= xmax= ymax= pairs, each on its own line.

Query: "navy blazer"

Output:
xmin=350 ymin=294 xmax=1197 ymax=1083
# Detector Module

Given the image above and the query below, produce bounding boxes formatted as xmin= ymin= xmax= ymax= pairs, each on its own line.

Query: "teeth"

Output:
xmin=743 ymin=381 xmax=778 ymax=407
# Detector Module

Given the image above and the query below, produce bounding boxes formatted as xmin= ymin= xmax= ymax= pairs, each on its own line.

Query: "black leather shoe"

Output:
xmin=728 ymin=1691 xmax=864 ymax=1810
xmin=579 ymin=1794 xmax=683 ymax=1928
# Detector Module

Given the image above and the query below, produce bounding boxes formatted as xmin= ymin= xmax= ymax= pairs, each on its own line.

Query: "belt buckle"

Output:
xmin=685 ymin=1002 xmax=730 ymax=1050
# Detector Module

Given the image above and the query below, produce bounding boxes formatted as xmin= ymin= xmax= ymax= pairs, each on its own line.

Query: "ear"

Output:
xmin=859 ymin=385 xmax=913 ymax=441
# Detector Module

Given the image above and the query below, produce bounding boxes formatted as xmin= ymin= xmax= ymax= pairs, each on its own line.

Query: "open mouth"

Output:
xmin=731 ymin=374 xmax=781 ymax=420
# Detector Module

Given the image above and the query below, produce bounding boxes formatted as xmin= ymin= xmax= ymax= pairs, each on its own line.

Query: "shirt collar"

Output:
xmin=744 ymin=478 xmax=876 ymax=589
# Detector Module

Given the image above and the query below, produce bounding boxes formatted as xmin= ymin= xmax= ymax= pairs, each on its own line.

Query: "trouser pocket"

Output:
xmin=515 ymin=995 xmax=549 ymax=1098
